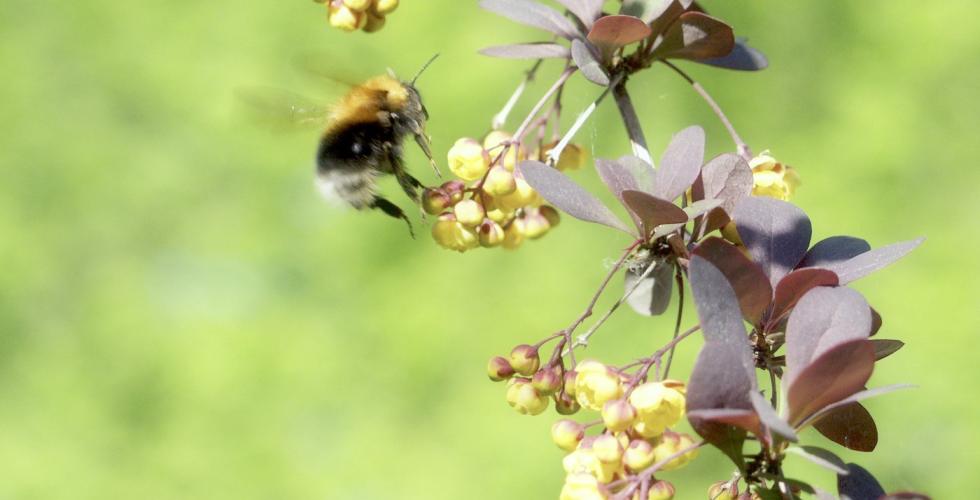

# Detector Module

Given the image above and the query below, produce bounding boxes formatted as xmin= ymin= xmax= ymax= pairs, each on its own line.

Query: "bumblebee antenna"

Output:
xmin=410 ymin=53 xmax=440 ymax=86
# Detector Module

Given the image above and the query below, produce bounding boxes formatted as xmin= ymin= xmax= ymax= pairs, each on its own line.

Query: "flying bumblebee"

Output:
xmin=241 ymin=55 xmax=440 ymax=236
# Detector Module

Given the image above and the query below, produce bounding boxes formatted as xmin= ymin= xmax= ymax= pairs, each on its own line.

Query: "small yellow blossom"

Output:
xmin=327 ymin=4 xmax=366 ymax=31
xmin=623 ymin=439 xmax=655 ymax=472
xmin=551 ymin=419 xmax=586 ymax=452
xmin=575 ymin=361 xmax=624 ymax=411
xmin=749 ymin=150 xmax=800 ymax=201
xmin=628 ymin=381 xmax=686 ymax=438
xmin=601 ymin=399 xmax=637 ymax=433
xmin=448 ymin=138 xmax=491 ymax=181
xmin=342 ymin=0 xmax=372 ymax=11
xmin=483 ymin=131 xmax=527 ymax=171
xmin=371 ymin=0 xmax=399 ymax=16
xmin=562 ymin=446 xmax=621 ymax=484
xmin=543 ymin=141 xmax=588 ymax=171
xmin=509 ymin=344 xmax=540 ymax=376
xmin=484 ymin=165 xmax=517 ymax=196
xmin=506 ymin=378 xmax=549 ymax=415
xmin=453 ymin=199 xmax=486 ymax=227
xmin=652 ymin=432 xmax=698 ymax=471
xmin=560 ymin=473 xmax=607 ymax=500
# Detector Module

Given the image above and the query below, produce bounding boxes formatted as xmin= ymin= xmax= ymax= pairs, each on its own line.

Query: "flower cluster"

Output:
xmin=490 ymin=352 xmax=697 ymax=499
xmin=318 ymin=0 xmax=398 ymax=33
xmin=428 ymin=131 xmax=583 ymax=252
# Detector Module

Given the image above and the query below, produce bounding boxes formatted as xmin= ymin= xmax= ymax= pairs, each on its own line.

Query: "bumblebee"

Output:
xmin=314 ymin=56 xmax=440 ymax=236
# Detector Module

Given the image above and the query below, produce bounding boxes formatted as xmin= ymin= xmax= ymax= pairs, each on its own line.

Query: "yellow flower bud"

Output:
xmin=556 ymin=392 xmax=581 ymax=415
xmin=506 ymin=378 xmax=549 ymax=415
xmin=629 ymin=381 xmax=686 ymax=438
xmin=509 ymin=344 xmax=540 ymax=376
xmin=749 ymin=151 xmax=800 ymax=201
xmin=453 ymin=199 xmax=486 ymax=227
xmin=574 ymin=361 xmax=624 ymax=411
xmin=560 ymin=473 xmax=607 ymax=500
xmin=592 ymin=434 xmax=624 ymax=465
xmin=477 ymin=220 xmax=505 ymax=248
xmin=447 ymin=138 xmax=490 ymax=181
xmin=532 ymin=367 xmax=562 ymax=396
xmin=539 ymin=205 xmax=561 ymax=228
xmin=440 ymin=180 xmax=466 ymax=204
xmin=623 ymin=439 xmax=655 ymax=472
xmin=563 ymin=370 xmax=578 ymax=397
xmin=562 ymin=447 xmax=619 ymax=484
xmin=652 ymin=431 xmax=698 ymax=471
xmin=328 ymin=5 xmax=366 ymax=31
xmin=601 ymin=399 xmax=638 ymax=433
xmin=708 ymin=480 xmax=738 ymax=500
xmin=551 ymin=419 xmax=586 ymax=451
xmin=483 ymin=131 xmax=527 ymax=171
xmin=371 ymin=0 xmax=399 ymax=16
xmin=521 ymin=209 xmax=552 ymax=240
xmin=497 ymin=177 xmax=539 ymax=211
xmin=484 ymin=165 xmax=517 ymax=196
xmin=342 ymin=0 xmax=372 ymax=11
xmin=431 ymin=214 xmax=478 ymax=252
xmin=544 ymin=141 xmax=588 ymax=171
xmin=646 ymin=480 xmax=675 ymax=500
xmin=501 ymin=219 xmax=525 ymax=250
xmin=362 ymin=12 xmax=385 ymax=32
xmin=421 ymin=187 xmax=452 ymax=215
xmin=487 ymin=356 xmax=515 ymax=381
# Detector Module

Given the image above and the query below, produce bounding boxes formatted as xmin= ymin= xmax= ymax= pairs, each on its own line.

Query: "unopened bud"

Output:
xmin=361 ymin=12 xmax=385 ymax=32
xmin=551 ymin=419 xmax=585 ymax=451
xmin=592 ymin=434 xmax=624 ymax=465
xmin=623 ymin=439 xmax=655 ymax=472
xmin=538 ymin=205 xmax=561 ymax=228
xmin=421 ymin=187 xmax=452 ymax=215
xmin=501 ymin=219 xmax=525 ymax=250
xmin=447 ymin=138 xmax=490 ymax=181
xmin=647 ymin=480 xmax=675 ymax=500
xmin=441 ymin=180 xmax=467 ymax=204
xmin=484 ymin=165 xmax=517 ymax=196
xmin=342 ymin=0 xmax=372 ymax=11
xmin=506 ymin=378 xmax=549 ymax=416
xmin=555 ymin=392 xmax=581 ymax=415
xmin=371 ymin=0 xmax=399 ymax=16
xmin=708 ymin=480 xmax=738 ymax=500
xmin=328 ymin=5 xmax=366 ymax=31
xmin=532 ymin=367 xmax=562 ymax=396
xmin=521 ymin=209 xmax=551 ymax=239
xmin=477 ymin=220 xmax=504 ymax=248
xmin=509 ymin=344 xmax=540 ymax=376
xmin=601 ymin=399 xmax=638 ymax=433
xmin=487 ymin=356 xmax=515 ymax=381
xmin=453 ymin=199 xmax=486 ymax=227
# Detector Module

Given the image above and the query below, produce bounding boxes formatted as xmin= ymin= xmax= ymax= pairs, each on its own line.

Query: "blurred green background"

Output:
xmin=1 ymin=1 xmax=978 ymax=498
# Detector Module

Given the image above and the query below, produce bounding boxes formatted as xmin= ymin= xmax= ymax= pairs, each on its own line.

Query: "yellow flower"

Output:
xmin=496 ymin=177 xmax=540 ymax=211
xmin=371 ymin=0 xmax=399 ymax=16
xmin=453 ymin=199 xmax=486 ymax=227
xmin=328 ymin=5 xmax=366 ymax=31
xmin=749 ymin=151 xmax=800 ymax=201
xmin=574 ymin=361 xmax=624 ymax=411
xmin=483 ymin=131 xmax=527 ymax=171
xmin=506 ymin=378 xmax=549 ymax=415
xmin=431 ymin=215 xmax=479 ymax=253
xmin=551 ymin=419 xmax=586 ymax=452
xmin=543 ymin=141 xmax=588 ymax=171
xmin=628 ymin=381 xmax=686 ymax=438
xmin=342 ymin=0 xmax=372 ymax=11
xmin=623 ymin=439 xmax=655 ymax=472
xmin=560 ymin=473 xmax=608 ymax=500
xmin=562 ymin=446 xmax=620 ymax=484
xmin=447 ymin=138 xmax=491 ymax=181
xmin=601 ymin=399 xmax=637 ymax=433
xmin=484 ymin=165 xmax=517 ymax=196
xmin=652 ymin=432 xmax=698 ymax=471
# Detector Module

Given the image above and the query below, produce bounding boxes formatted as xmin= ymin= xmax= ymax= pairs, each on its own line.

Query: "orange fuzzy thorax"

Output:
xmin=324 ymin=75 xmax=409 ymax=135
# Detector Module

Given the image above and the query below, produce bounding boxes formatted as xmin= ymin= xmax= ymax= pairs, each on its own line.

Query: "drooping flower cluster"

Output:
xmin=318 ymin=0 xmax=398 ymax=33
xmin=427 ymin=131 xmax=584 ymax=252
xmin=489 ymin=351 xmax=697 ymax=499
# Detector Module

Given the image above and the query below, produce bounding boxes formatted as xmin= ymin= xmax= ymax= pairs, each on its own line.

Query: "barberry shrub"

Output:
xmin=461 ymin=1 xmax=928 ymax=499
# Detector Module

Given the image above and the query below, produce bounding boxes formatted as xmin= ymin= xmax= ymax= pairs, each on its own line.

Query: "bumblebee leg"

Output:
xmin=412 ymin=127 xmax=441 ymax=178
xmin=386 ymin=148 xmax=423 ymax=204
xmin=370 ymin=196 xmax=415 ymax=239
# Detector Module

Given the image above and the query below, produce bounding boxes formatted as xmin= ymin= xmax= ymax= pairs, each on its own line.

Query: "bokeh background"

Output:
xmin=1 ymin=1 xmax=978 ymax=498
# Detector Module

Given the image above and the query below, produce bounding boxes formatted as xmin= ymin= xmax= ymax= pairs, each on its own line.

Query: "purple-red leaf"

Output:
xmin=697 ymin=38 xmax=769 ymax=71
xmin=624 ymin=260 xmax=674 ymax=316
xmin=839 ymin=463 xmax=886 ymax=499
xmin=785 ymin=287 xmax=872 ymax=389
xmin=555 ymin=0 xmax=603 ymax=27
xmin=687 ymin=256 xmax=757 ymax=465
xmin=802 ymin=384 xmax=914 ymax=429
xmin=517 ymin=160 xmax=633 ymax=234
xmin=785 ymin=446 xmax=849 ymax=475
xmin=621 ymin=190 xmax=688 ymax=239
xmin=692 ymin=237 xmax=772 ymax=326
xmin=820 ymin=238 xmax=925 ymax=285
xmin=479 ymin=43 xmax=571 ymax=59
xmin=750 ymin=391 xmax=797 ymax=442
xmin=871 ymin=339 xmax=904 ymax=361
xmin=686 ymin=408 xmax=760 ymax=436
xmin=652 ymin=12 xmax=735 ymax=61
xmin=768 ymin=268 xmax=839 ymax=329
xmin=787 ymin=340 xmax=875 ymax=426
xmin=815 ymin=403 xmax=878 ymax=452
xmin=587 ymin=15 xmax=652 ymax=52
xmin=479 ymin=0 xmax=581 ymax=40
xmin=732 ymin=197 xmax=812 ymax=286
xmin=617 ymin=155 xmax=657 ymax=193
xmin=655 ymin=125 xmax=705 ymax=201
xmin=699 ymin=153 xmax=753 ymax=216
xmin=799 ymin=236 xmax=871 ymax=269
xmin=571 ymin=39 xmax=610 ymax=86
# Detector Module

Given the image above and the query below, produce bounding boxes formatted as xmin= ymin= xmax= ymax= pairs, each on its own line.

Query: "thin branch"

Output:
xmin=491 ymin=59 xmax=544 ymax=130
xmin=662 ymin=265 xmax=685 ymax=378
xmin=608 ymin=440 xmax=707 ymax=499
xmin=570 ymin=255 xmax=657 ymax=351
xmin=661 ymin=60 xmax=753 ymax=161
xmin=612 ymin=79 xmax=653 ymax=166
xmin=547 ymin=72 xmax=626 ymax=165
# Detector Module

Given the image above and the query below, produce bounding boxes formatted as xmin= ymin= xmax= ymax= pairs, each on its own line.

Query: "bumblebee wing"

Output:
xmin=236 ymin=86 xmax=330 ymax=130
xmin=291 ymin=50 xmax=387 ymax=89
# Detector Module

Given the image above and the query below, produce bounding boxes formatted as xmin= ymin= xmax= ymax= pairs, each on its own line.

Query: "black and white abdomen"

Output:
xmin=315 ymin=121 xmax=397 ymax=209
